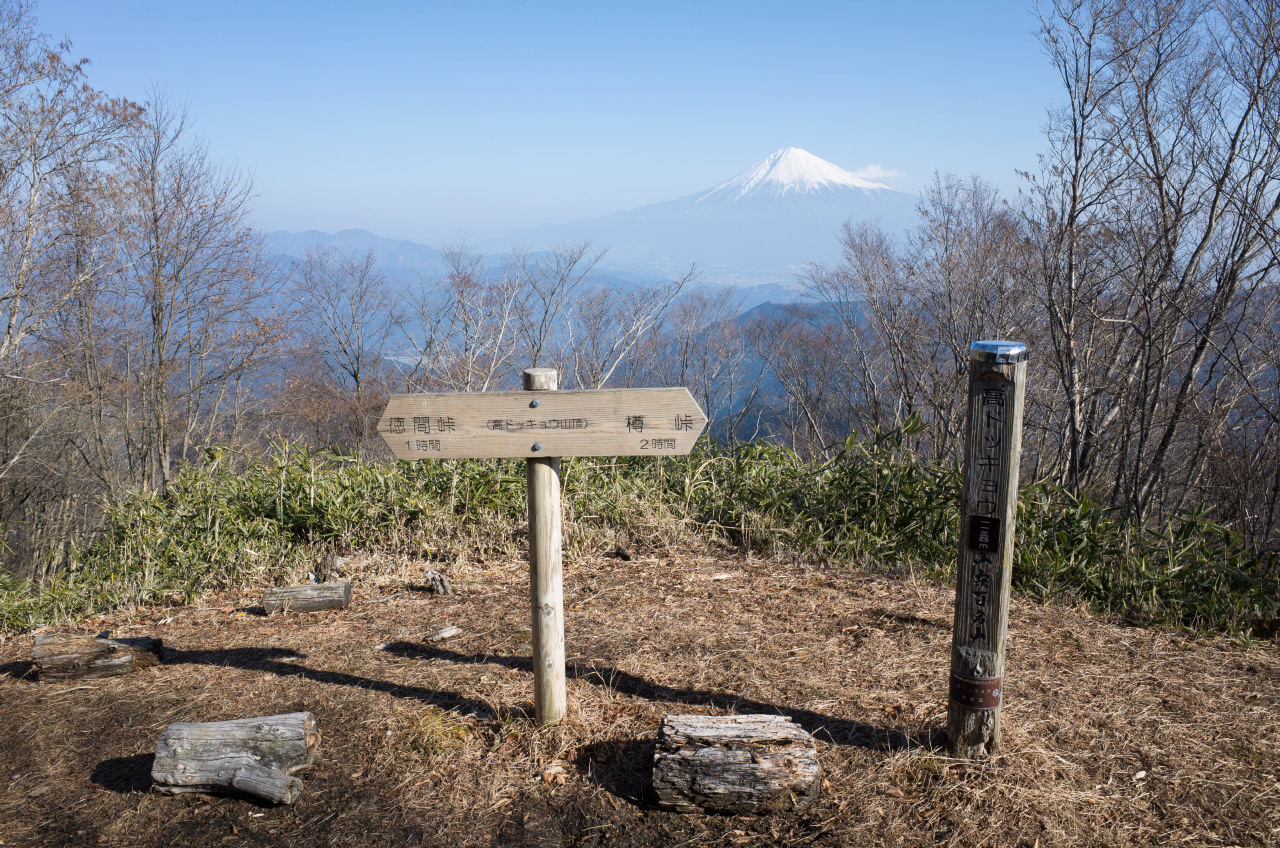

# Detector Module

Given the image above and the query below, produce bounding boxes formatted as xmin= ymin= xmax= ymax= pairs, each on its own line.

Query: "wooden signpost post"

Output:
xmin=947 ymin=340 xmax=1028 ymax=758
xmin=379 ymin=368 xmax=707 ymax=725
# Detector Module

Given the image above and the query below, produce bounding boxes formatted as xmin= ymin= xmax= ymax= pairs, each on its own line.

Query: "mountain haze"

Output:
xmin=265 ymin=148 xmax=918 ymax=298
xmin=498 ymin=147 xmax=918 ymax=283
xmin=265 ymin=229 xmax=448 ymax=278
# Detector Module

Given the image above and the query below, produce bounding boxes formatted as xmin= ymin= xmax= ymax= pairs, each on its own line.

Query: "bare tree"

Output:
xmin=645 ymin=287 xmax=760 ymax=443
xmin=511 ymin=241 xmax=604 ymax=371
xmin=290 ymin=245 xmax=397 ymax=458
xmin=748 ymin=310 xmax=854 ymax=457
xmin=0 ymin=2 xmax=137 ymax=577
xmin=1028 ymin=0 xmax=1280 ymax=520
xmin=122 ymin=93 xmax=280 ymax=491
xmin=564 ymin=266 xmax=695 ymax=389
xmin=0 ymin=2 xmax=135 ymax=474
xmin=400 ymin=242 xmax=520 ymax=392
xmin=797 ymin=175 xmax=1031 ymax=461
xmin=0 ymin=11 xmax=133 ymax=365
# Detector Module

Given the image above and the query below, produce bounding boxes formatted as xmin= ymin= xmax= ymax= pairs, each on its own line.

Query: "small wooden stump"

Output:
xmin=416 ymin=569 xmax=454 ymax=595
xmin=32 ymin=633 xmax=162 ymax=682
xmin=652 ymin=714 xmax=821 ymax=814
xmin=263 ymin=581 xmax=351 ymax=613
xmin=151 ymin=712 xmax=319 ymax=805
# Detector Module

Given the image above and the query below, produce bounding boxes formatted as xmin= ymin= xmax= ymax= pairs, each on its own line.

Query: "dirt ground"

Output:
xmin=2 ymin=549 xmax=1278 ymax=847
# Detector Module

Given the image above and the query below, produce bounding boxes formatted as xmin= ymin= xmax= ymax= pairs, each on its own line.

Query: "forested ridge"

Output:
xmin=2 ymin=0 xmax=1278 ymax=636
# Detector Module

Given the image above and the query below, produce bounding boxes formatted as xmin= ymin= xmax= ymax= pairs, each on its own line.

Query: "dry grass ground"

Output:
xmin=1 ymin=549 xmax=1278 ymax=847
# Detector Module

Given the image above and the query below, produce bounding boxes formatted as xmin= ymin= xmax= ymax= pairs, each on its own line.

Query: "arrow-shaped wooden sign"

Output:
xmin=377 ymin=371 xmax=708 ymax=729
xmin=378 ymin=387 xmax=707 ymax=459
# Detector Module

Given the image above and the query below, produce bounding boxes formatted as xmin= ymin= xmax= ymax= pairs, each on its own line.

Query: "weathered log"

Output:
xmin=32 ymin=633 xmax=162 ymax=682
xmin=263 ymin=581 xmax=351 ymax=613
xmin=426 ymin=624 xmax=462 ymax=642
xmin=230 ymin=764 xmax=303 ymax=805
xmin=151 ymin=711 xmax=319 ymax=805
xmin=652 ymin=714 xmax=821 ymax=814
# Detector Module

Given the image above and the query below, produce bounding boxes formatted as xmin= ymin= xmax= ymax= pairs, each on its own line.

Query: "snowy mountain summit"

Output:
xmin=269 ymin=145 xmax=917 ymax=288
xmin=697 ymin=147 xmax=891 ymax=203
xmin=485 ymin=145 xmax=916 ymax=283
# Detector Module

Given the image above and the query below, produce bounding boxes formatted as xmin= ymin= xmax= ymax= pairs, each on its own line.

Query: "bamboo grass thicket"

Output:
xmin=0 ymin=436 xmax=1275 ymax=639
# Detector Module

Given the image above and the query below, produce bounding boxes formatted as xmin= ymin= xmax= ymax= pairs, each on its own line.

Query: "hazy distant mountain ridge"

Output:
xmin=266 ymin=148 xmax=918 ymax=298
xmin=267 ymin=228 xmax=448 ymax=277
xmin=501 ymin=147 xmax=917 ymax=283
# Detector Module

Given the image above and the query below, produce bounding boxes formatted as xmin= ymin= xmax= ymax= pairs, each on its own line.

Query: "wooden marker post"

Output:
xmin=522 ymin=368 xmax=566 ymax=725
xmin=378 ymin=372 xmax=706 ymax=726
xmin=947 ymin=340 xmax=1028 ymax=758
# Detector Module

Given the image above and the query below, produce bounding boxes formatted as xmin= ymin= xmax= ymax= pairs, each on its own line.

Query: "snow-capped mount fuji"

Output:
xmin=698 ymin=146 xmax=890 ymax=202
xmin=266 ymin=149 xmax=917 ymax=295
xmin=500 ymin=147 xmax=918 ymax=284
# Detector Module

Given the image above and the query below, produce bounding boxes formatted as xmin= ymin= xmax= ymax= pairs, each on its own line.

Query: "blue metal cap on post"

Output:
xmin=970 ymin=340 xmax=1029 ymax=364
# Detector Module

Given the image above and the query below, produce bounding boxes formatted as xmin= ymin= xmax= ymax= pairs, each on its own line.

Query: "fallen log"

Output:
xmin=151 ymin=711 xmax=319 ymax=805
xmin=263 ymin=581 xmax=351 ymax=613
xmin=426 ymin=624 xmax=462 ymax=642
xmin=32 ymin=633 xmax=162 ymax=682
xmin=652 ymin=714 xmax=821 ymax=814
xmin=229 ymin=763 xmax=304 ymax=805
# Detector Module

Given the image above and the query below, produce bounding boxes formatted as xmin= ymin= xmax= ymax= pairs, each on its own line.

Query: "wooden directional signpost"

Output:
xmin=379 ymin=368 xmax=707 ymax=725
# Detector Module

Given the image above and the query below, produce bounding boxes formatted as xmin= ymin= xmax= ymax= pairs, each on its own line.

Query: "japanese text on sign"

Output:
xmin=641 ymin=438 xmax=677 ymax=450
xmin=405 ymin=439 xmax=442 ymax=452
xmin=389 ymin=416 xmax=457 ymax=435
xmin=975 ymin=387 xmax=1006 ymax=523
xmin=967 ymin=383 xmax=1009 ymax=641
xmin=970 ymin=555 xmax=994 ymax=640
xmin=378 ymin=386 xmax=707 ymax=459
xmin=486 ymin=418 xmax=590 ymax=431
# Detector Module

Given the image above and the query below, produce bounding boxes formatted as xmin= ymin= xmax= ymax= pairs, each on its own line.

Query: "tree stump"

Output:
xmin=32 ymin=633 xmax=162 ymax=682
xmin=151 ymin=712 xmax=319 ymax=805
xmin=416 ymin=569 xmax=454 ymax=595
xmin=263 ymin=581 xmax=351 ymax=613
xmin=652 ymin=714 xmax=821 ymax=814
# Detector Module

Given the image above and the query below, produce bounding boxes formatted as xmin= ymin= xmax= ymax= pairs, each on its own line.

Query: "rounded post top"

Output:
xmin=970 ymin=340 xmax=1028 ymax=364
xmin=522 ymin=367 xmax=558 ymax=391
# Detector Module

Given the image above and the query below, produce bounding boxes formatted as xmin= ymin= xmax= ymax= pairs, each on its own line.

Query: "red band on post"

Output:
xmin=950 ymin=674 xmax=1002 ymax=710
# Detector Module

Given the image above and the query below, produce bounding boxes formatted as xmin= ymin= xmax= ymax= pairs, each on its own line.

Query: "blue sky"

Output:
xmin=37 ymin=1 xmax=1062 ymax=242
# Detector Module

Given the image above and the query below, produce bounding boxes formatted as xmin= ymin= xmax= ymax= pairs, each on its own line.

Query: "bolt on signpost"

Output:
xmin=379 ymin=369 xmax=707 ymax=726
xmin=947 ymin=340 xmax=1028 ymax=758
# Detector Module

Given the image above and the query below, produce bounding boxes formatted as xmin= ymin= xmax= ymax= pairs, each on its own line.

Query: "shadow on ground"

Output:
xmin=162 ymin=646 xmax=496 ymax=717
xmin=0 ymin=660 xmax=34 ymax=680
xmin=572 ymin=738 xmax=656 ymax=807
xmin=162 ymin=641 xmax=930 ymax=755
xmin=90 ymin=753 xmax=154 ymax=793
xmin=385 ymin=642 xmax=929 ymax=752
